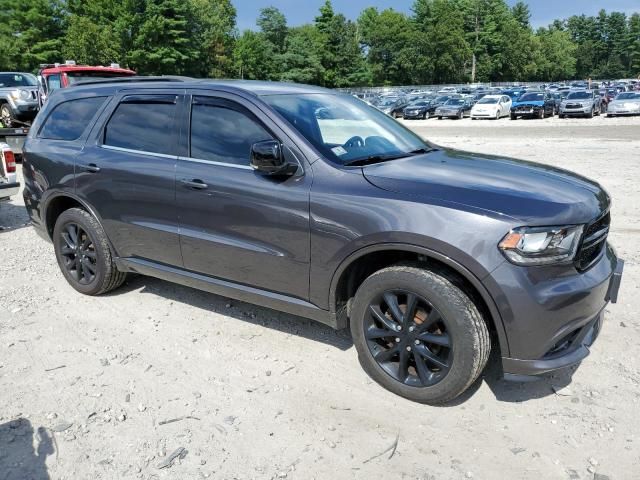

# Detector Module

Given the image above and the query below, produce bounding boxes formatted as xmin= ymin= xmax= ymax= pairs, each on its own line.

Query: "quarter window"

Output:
xmin=39 ymin=96 xmax=106 ymax=141
xmin=190 ymin=98 xmax=273 ymax=166
xmin=104 ymin=96 xmax=177 ymax=155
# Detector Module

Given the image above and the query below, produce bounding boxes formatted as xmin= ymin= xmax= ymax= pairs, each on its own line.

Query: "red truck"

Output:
xmin=38 ymin=61 xmax=136 ymax=104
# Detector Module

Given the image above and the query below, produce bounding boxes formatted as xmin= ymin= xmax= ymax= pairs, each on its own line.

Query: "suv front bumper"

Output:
xmin=485 ymin=244 xmax=623 ymax=379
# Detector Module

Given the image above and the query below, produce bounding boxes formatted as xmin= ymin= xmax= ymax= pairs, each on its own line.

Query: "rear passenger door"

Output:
xmin=77 ymin=90 xmax=185 ymax=267
xmin=175 ymin=92 xmax=312 ymax=300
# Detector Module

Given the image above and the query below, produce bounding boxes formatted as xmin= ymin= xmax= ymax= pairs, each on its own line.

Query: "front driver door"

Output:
xmin=175 ymin=93 xmax=312 ymax=300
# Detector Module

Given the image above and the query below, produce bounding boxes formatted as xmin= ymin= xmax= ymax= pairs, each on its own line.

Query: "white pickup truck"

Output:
xmin=0 ymin=142 xmax=19 ymax=202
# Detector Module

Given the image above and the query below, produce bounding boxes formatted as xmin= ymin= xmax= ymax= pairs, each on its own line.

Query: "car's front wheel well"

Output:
xmin=334 ymin=249 xmax=499 ymax=350
xmin=45 ymin=196 xmax=86 ymax=238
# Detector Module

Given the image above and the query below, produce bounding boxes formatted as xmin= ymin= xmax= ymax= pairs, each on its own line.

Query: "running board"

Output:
xmin=115 ymin=257 xmax=338 ymax=328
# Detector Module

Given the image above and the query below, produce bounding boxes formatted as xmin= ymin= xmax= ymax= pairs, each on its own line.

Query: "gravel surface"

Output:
xmin=1 ymin=115 xmax=639 ymax=480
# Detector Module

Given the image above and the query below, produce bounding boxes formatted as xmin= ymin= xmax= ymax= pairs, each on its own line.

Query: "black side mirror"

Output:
xmin=250 ymin=140 xmax=297 ymax=176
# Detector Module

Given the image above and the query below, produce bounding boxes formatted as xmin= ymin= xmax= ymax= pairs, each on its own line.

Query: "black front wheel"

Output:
xmin=350 ymin=265 xmax=490 ymax=404
xmin=53 ymin=208 xmax=127 ymax=295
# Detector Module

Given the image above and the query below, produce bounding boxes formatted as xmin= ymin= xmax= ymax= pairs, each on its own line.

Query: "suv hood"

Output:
xmin=362 ymin=148 xmax=609 ymax=225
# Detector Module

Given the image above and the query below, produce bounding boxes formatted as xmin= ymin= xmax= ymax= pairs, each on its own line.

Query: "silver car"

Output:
xmin=0 ymin=72 xmax=39 ymax=127
xmin=607 ymin=92 xmax=640 ymax=117
xmin=559 ymin=90 xmax=603 ymax=118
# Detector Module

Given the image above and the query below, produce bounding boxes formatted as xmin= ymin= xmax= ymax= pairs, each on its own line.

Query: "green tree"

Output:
xmin=511 ymin=1 xmax=530 ymax=29
xmin=189 ymin=0 xmax=237 ymax=77
xmin=0 ymin=0 xmax=65 ymax=71
xmin=536 ymin=27 xmax=577 ymax=80
xmin=233 ymin=30 xmax=274 ymax=80
xmin=62 ymin=15 xmax=119 ymax=66
xmin=128 ymin=0 xmax=196 ymax=75
xmin=257 ymin=7 xmax=288 ymax=53
xmin=276 ymin=25 xmax=325 ymax=85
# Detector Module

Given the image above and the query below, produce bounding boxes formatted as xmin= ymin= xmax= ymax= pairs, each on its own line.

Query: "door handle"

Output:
xmin=83 ymin=164 xmax=101 ymax=173
xmin=181 ymin=179 xmax=209 ymax=190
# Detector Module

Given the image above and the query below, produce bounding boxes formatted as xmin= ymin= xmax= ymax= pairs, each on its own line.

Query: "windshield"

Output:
xmin=567 ymin=91 xmax=591 ymax=99
xmin=264 ymin=93 xmax=429 ymax=165
xmin=66 ymin=71 xmax=135 ymax=84
xmin=518 ymin=93 xmax=544 ymax=102
xmin=444 ymin=99 xmax=464 ymax=106
xmin=378 ymin=98 xmax=398 ymax=107
xmin=616 ymin=92 xmax=640 ymax=100
xmin=477 ymin=97 xmax=499 ymax=104
xmin=0 ymin=73 xmax=37 ymax=87
xmin=409 ymin=101 xmax=429 ymax=106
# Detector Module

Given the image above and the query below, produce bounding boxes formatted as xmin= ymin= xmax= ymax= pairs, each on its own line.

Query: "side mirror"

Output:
xmin=250 ymin=140 xmax=297 ymax=176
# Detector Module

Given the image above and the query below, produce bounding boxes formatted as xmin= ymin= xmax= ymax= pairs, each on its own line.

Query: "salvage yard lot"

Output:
xmin=1 ymin=116 xmax=639 ymax=480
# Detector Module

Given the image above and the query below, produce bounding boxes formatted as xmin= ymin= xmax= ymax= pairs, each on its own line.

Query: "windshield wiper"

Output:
xmin=343 ymin=154 xmax=409 ymax=167
xmin=343 ymin=148 xmax=435 ymax=167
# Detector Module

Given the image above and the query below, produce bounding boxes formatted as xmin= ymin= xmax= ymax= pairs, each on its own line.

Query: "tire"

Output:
xmin=608 ymin=114 xmax=615 ymax=118
xmin=437 ymin=116 xmax=442 ymax=120
xmin=0 ymin=104 xmax=16 ymax=128
xmin=53 ymin=208 xmax=127 ymax=296
xmin=350 ymin=264 xmax=491 ymax=404
xmin=587 ymin=108 xmax=594 ymax=119
xmin=560 ymin=114 xmax=566 ymax=119
xmin=423 ymin=112 xmax=429 ymax=120
xmin=538 ymin=109 xmax=545 ymax=119
xmin=494 ymin=110 xmax=500 ymax=120
xmin=510 ymin=113 xmax=517 ymax=120
xmin=457 ymin=111 xmax=463 ymax=120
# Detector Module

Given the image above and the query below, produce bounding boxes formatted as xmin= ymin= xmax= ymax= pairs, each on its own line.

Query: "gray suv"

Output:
xmin=0 ymin=72 xmax=40 ymax=127
xmin=559 ymin=90 xmax=604 ymax=118
xmin=22 ymin=79 xmax=623 ymax=404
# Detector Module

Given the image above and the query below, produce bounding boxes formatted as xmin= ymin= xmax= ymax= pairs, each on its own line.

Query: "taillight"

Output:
xmin=3 ymin=149 xmax=16 ymax=173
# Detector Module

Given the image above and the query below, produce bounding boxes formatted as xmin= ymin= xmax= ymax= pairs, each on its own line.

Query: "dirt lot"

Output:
xmin=1 ymin=115 xmax=639 ymax=480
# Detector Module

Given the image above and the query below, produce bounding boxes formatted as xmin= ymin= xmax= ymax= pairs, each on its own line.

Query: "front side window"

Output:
xmin=46 ymin=74 xmax=62 ymax=91
xmin=40 ymin=96 xmax=106 ymax=141
xmin=190 ymin=97 xmax=273 ymax=166
xmin=264 ymin=93 xmax=429 ymax=165
xmin=104 ymin=96 xmax=177 ymax=155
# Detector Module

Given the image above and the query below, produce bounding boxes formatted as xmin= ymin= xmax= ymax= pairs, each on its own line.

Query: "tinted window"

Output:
xmin=104 ymin=97 xmax=177 ymax=155
xmin=0 ymin=73 xmax=36 ymax=87
xmin=40 ymin=96 xmax=106 ymax=141
xmin=190 ymin=99 xmax=273 ymax=166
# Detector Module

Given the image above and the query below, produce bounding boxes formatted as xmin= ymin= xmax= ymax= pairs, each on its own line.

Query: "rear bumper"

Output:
xmin=0 ymin=181 xmax=20 ymax=200
xmin=490 ymin=246 xmax=623 ymax=379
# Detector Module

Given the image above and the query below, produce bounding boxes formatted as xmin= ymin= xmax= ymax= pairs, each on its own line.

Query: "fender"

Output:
xmin=328 ymin=242 xmax=510 ymax=356
xmin=41 ymin=189 xmax=121 ymax=257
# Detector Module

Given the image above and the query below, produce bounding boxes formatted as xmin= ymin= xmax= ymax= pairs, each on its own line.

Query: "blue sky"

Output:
xmin=235 ymin=1 xmax=640 ymax=31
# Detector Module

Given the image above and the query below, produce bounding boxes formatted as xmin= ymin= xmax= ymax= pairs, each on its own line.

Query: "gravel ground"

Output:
xmin=1 ymin=115 xmax=639 ymax=480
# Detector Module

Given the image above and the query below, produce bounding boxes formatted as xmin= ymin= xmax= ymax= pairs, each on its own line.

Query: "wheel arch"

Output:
xmin=42 ymin=192 xmax=119 ymax=256
xmin=329 ymin=243 xmax=510 ymax=356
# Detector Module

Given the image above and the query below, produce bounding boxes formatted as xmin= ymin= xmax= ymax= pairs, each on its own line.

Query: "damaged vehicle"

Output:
xmin=23 ymin=79 xmax=623 ymax=405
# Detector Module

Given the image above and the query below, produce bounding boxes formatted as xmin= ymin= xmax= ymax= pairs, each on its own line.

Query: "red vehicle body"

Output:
xmin=38 ymin=62 xmax=136 ymax=101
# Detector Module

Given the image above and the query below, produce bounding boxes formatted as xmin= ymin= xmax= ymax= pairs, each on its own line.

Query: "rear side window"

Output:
xmin=39 ymin=97 xmax=106 ymax=141
xmin=104 ymin=96 xmax=177 ymax=155
xmin=190 ymin=97 xmax=273 ymax=166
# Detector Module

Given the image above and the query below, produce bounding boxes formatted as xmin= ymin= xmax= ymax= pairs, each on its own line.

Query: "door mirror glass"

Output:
xmin=250 ymin=140 xmax=296 ymax=176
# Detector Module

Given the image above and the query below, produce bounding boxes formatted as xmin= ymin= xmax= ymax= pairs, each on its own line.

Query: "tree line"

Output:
xmin=0 ymin=0 xmax=638 ymax=87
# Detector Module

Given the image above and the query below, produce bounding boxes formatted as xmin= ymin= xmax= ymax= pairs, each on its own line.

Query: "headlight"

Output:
xmin=10 ymin=89 xmax=30 ymax=100
xmin=498 ymin=225 xmax=584 ymax=266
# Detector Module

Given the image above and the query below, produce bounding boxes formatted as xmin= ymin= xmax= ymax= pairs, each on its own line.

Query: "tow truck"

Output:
xmin=0 ymin=61 xmax=136 ymax=160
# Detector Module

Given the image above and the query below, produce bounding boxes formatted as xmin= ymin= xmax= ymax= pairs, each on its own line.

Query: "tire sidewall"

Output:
xmin=350 ymin=267 xmax=485 ymax=404
xmin=53 ymin=209 xmax=109 ymax=295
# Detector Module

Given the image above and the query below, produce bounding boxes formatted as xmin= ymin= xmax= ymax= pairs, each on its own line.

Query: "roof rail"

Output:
xmin=71 ymin=76 xmax=193 ymax=87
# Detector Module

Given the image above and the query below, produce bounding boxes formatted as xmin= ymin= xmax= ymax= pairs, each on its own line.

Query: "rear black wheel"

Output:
xmin=53 ymin=208 xmax=127 ymax=295
xmin=350 ymin=265 xmax=490 ymax=404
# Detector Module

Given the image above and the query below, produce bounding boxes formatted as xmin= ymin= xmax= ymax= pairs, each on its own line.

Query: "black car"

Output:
xmin=402 ymin=100 xmax=433 ymax=119
xmin=435 ymin=97 xmax=474 ymax=119
xmin=23 ymin=79 xmax=623 ymax=405
xmin=510 ymin=91 xmax=556 ymax=119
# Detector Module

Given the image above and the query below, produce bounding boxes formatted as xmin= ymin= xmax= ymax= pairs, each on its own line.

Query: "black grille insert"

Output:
xmin=576 ymin=212 xmax=610 ymax=271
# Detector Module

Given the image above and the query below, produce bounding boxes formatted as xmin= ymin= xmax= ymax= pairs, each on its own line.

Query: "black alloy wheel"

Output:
xmin=58 ymin=222 xmax=98 ymax=285
xmin=364 ymin=290 xmax=452 ymax=387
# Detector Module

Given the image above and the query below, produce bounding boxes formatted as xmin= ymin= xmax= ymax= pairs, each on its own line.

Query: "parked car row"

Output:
xmin=356 ymin=81 xmax=640 ymax=121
